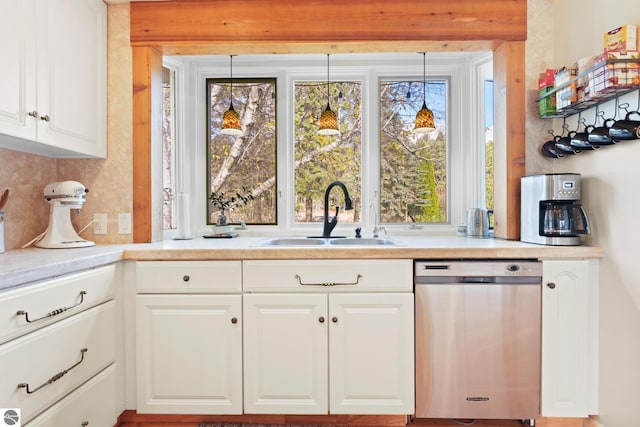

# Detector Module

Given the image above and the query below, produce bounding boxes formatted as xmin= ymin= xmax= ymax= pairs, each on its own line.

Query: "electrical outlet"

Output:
xmin=118 ymin=213 xmax=132 ymax=234
xmin=93 ymin=213 xmax=107 ymax=235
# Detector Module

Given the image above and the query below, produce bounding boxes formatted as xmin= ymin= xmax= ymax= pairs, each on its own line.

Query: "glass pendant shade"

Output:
xmin=318 ymin=54 xmax=339 ymax=136
xmin=221 ymin=54 xmax=242 ymax=136
xmin=413 ymin=101 xmax=435 ymax=133
xmin=318 ymin=103 xmax=339 ymax=135
xmin=221 ymin=102 xmax=242 ymax=135
xmin=413 ymin=52 xmax=435 ymax=134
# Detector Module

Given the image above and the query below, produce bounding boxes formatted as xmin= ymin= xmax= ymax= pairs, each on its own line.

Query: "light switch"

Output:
xmin=118 ymin=213 xmax=132 ymax=234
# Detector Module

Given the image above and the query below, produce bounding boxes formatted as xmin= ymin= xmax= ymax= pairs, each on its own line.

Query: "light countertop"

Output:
xmin=0 ymin=235 xmax=603 ymax=291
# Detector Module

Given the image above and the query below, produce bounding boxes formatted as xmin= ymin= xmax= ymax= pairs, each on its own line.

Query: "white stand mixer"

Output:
xmin=35 ymin=181 xmax=95 ymax=249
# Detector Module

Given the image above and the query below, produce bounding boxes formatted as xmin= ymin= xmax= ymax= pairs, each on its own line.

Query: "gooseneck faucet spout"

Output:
xmin=322 ymin=181 xmax=353 ymax=238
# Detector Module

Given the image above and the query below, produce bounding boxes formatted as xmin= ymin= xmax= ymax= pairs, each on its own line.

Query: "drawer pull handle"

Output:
xmin=18 ymin=348 xmax=88 ymax=394
xmin=17 ymin=291 xmax=87 ymax=323
xmin=294 ymin=274 xmax=363 ymax=287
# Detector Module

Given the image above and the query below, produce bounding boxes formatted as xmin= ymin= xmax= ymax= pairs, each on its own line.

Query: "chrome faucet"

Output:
xmin=322 ymin=181 xmax=353 ymax=238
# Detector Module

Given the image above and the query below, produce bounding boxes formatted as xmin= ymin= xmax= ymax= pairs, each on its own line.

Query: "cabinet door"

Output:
xmin=0 ymin=0 xmax=36 ymax=140
xmin=541 ymin=259 xmax=598 ymax=417
xmin=35 ymin=0 xmax=107 ymax=158
xmin=243 ymin=293 xmax=328 ymax=414
xmin=329 ymin=293 xmax=415 ymax=414
xmin=136 ymin=294 xmax=242 ymax=414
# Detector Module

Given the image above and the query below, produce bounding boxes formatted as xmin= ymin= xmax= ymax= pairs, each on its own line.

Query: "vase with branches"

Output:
xmin=208 ymin=188 xmax=254 ymax=226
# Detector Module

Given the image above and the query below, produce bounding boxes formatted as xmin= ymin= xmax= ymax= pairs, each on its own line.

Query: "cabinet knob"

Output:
xmin=231 ymin=317 xmax=238 ymax=324
xmin=28 ymin=110 xmax=39 ymax=119
xmin=547 ymin=282 xmax=556 ymax=289
xmin=82 ymin=422 xmax=89 ymax=426
xmin=182 ymin=275 xmax=190 ymax=282
xmin=332 ymin=316 xmax=338 ymax=323
xmin=40 ymin=114 xmax=50 ymax=122
xmin=319 ymin=316 xmax=325 ymax=323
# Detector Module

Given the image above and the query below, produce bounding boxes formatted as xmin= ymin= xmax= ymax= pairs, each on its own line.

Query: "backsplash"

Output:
xmin=0 ymin=148 xmax=56 ymax=249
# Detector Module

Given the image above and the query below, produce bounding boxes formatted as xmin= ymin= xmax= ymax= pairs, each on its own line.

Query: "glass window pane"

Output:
xmin=293 ymin=81 xmax=362 ymax=224
xmin=162 ymin=66 xmax=176 ymax=230
xmin=379 ymin=80 xmax=448 ymax=224
xmin=485 ymin=79 xmax=494 ymax=211
xmin=206 ymin=78 xmax=277 ymax=225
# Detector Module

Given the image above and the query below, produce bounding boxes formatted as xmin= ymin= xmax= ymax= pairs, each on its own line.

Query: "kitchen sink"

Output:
xmin=258 ymin=238 xmax=327 ymax=246
xmin=257 ymin=237 xmax=403 ymax=247
xmin=328 ymin=237 xmax=402 ymax=246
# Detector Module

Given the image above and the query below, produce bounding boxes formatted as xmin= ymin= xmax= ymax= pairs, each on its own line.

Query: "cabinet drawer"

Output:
xmin=243 ymin=259 xmax=413 ymax=292
xmin=137 ymin=261 xmax=242 ymax=293
xmin=0 ymin=264 xmax=116 ymax=344
xmin=0 ymin=301 xmax=116 ymax=424
xmin=25 ymin=364 xmax=118 ymax=427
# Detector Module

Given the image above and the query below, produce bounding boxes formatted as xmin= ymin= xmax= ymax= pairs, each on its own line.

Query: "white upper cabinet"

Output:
xmin=0 ymin=0 xmax=107 ymax=158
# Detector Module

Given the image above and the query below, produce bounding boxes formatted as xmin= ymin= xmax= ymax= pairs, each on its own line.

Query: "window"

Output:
xmin=484 ymin=79 xmax=494 ymax=211
xmin=162 ymin=66 xmax=177 ymax=230
xmin=206 ymin=78 xmax=277 ymax=225
xmin=174 ymin=53 xmax=491 ymax=235
xmin=293 ymin=81 xmax=362 ymax=223
xmin=379 ymin=79 xmax=447 ymax=223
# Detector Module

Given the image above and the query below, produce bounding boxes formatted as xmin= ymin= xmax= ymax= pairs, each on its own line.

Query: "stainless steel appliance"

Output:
xmin=466 ymin=208 xmax=493 ymax=238
xmin=415 ymin=260 xmax=541 ymax=422
xmin=521 ymin=173 xmax=590 ymax=246
xmin=35 ymin=181 xmax=95 ymax=249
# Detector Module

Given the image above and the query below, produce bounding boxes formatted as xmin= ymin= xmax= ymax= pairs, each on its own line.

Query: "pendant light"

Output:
xmin=318 ymin=54 xmax=340 ymax=136
xmin=413 ymin=52 xmax=435 ymax=134
xmin=221 ymin=55 xmax=242 ymax=136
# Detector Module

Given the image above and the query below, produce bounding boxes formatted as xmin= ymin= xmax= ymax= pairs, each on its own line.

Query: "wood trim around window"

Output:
xmin=129 ymin=0 xmax=527 ymax=242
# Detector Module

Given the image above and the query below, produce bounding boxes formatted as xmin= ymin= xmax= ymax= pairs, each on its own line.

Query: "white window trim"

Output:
xmin=170 ymin=53 xmax=492 ymax=239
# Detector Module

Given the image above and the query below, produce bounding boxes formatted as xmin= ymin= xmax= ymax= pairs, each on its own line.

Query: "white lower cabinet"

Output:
xmin=328 ymin=293 xmax=414 ymax=414
xmin=136 ymin=294 xmax=243 ymax=414
xmin=242 ymin=259 xmax=414 ymax=415
xmin=24 ymin=364 xmax=118 ymax=426
xmin=243 ymin=293 xmax=328 ymax=414
xmin=541 ymin=259 xmax=599 ymax=418
xmin=0 ymin=301 xmax=116 ymax=423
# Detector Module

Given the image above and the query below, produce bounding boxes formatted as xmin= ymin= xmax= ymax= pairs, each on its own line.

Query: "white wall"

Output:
xmin=530 ymin=1 xmax=640 ymax=426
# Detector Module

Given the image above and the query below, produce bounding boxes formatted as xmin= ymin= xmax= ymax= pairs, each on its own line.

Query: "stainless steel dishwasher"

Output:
xmin=415 ymin=260 xmax=541 ymax=422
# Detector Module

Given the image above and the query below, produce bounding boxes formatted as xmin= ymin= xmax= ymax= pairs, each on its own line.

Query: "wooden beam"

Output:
xmin=493 ymin=41 xmax=525 ymax=240
xmin=132 ymin=46 xmax=162 ymax=243
xmin=131 ymin=0 xmax=527 ymax=47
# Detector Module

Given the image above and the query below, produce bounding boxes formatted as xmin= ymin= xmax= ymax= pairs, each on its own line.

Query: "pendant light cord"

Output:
xmin=421 ymin=52 xmax=426 ymax=105
xmin=326 ymin=53 xmax=330 ymax=105
xmin=229 ymin=55 xmax=234 ymax=106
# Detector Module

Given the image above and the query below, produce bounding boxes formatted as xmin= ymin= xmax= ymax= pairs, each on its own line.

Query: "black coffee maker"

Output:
xmin=521 ymin=173 xmax=590 ymax=246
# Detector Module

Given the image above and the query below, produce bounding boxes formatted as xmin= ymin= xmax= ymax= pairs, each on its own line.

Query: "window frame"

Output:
xmin=174 ymin=53 xmax=490 ymax=237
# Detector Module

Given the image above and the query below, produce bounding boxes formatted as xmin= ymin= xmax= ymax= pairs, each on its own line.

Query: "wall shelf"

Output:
xmin=536 ymin=58 xmax=640 ymax=118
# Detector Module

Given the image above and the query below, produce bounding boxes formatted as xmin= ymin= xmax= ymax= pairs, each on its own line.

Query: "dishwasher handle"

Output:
xmin=415 ymin=276 xmax=541 ymax=285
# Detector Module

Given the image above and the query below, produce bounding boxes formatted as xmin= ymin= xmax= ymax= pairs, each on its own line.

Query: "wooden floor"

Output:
xmin=116 ymin=411 xmax=598 ymax=427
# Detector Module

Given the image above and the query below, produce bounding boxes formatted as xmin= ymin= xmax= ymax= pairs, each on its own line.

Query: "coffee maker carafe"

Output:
xmin=521 ymin=173 xmax=590 ymax=246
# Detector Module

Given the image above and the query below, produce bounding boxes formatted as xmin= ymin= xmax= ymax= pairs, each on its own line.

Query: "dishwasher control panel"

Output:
xmin=415 ymin=260 xmax=542 ymax=277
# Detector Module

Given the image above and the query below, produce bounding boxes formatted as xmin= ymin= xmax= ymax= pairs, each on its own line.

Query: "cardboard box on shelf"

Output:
xmin=604 ymin=25 xmax=637 ymax=54
xmin=593 ymin=51 xmax=640 ymax=92
xmin=538 ymin=69 xmax=557 ymax=117
xmin=554 ymin=66 xmax=578 ymax=110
